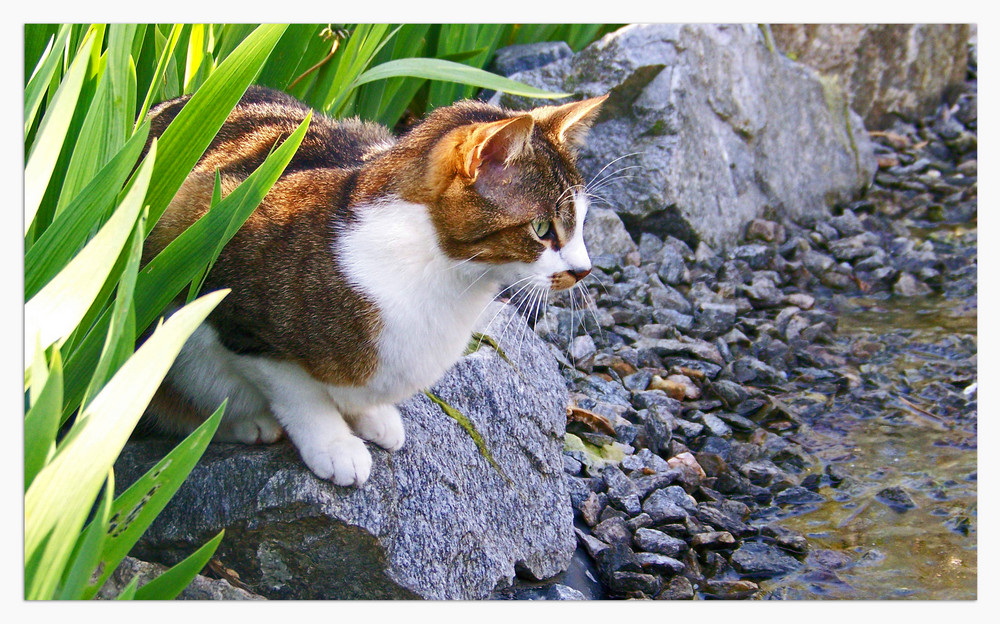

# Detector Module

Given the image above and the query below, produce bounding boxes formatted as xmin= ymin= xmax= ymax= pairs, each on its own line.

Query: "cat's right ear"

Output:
xmin=458 ymin=115 xmax=534 ymax=181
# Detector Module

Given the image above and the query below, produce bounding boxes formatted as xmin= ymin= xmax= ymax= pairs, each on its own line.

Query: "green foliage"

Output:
xmin=23 ymin=22 xmax=612 ymax=600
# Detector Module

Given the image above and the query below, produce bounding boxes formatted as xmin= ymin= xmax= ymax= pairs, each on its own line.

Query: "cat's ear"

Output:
xmin=460 ymin=114 xmax=535 ymax=180
xmin=532 ymin=94 xmax=609 ymax=147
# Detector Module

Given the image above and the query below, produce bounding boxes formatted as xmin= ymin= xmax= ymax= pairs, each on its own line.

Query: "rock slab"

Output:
xmin=115 ymin=305 xmax=575 ymax=600
xmin=771 ymin=24 xmax=971 ymax=130
xmin=497 ymin=24 xmax=877 ymax=249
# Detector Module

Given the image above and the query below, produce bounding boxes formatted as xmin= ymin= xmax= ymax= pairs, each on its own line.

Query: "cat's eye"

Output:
xmin=532 ymin=219 xmax=553 ymax=240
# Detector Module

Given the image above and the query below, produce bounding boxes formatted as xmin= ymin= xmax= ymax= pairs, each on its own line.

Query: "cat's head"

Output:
xmin=405 ymin=95 xmax=608 ymax=292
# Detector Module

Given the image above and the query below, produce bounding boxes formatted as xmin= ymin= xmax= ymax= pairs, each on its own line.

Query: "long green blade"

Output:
xmin=25 ymin=25 xmax=100 ymax=233
xmin=24 ymin=290 xmax=226 ymax=600
xmin=84 ymin=405 xmax=224 ymax=598
xmin=24 ymin=25 xmax=72 ymax=136
xmin=133 ymin=531 xmax=225 ymax=600
xmin=353 ymin=57 xmax=571 ymax=98
xmin=23 ymin=141 xmax=155 ymax=370
xmin=25 ymin=123 xmax=149 ymax=298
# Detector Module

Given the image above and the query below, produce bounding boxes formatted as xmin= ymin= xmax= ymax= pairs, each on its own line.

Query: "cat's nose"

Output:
xmin=569 ymin=267 xmax=591 ymax=281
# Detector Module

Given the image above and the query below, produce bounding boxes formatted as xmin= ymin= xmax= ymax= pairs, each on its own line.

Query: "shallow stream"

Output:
xmin=759 ymin=293 xmax=977 ymax=599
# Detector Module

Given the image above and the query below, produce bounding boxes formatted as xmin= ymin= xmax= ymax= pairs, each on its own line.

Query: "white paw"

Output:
xmin=218 ymin=413 xmax=285 ymax=444
xmin=298 ymin=434 xmax=373 ymax=487
xmin=350 ymin=404 xmax=405 ymax=451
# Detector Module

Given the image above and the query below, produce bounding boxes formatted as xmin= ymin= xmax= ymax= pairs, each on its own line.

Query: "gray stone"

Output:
xmin=772 ymin=24 xmax=971 ymax=129
xmin=657 ymin=244 xmax=687 ymax=285
xmin=583 ymin=206 xmax=639 ymax=260
xmin=877 ymin=486 xmax=918 ymax=512
xmin=491 ymin=41 xmax=574 ymax=77
xmin=894 ymin=272 xmax=932 ymax=297
xmin=97 ymin=557 xmax=264 ymax=600
xmin=633 ymin=528 xmax=687 ymax=557
xmin=501 ymin=24 xmax=875 ymax=248
xmin=114 ymin=305 xmax=574 ymax=600
xmin=635 ymin=552 xmax=686 ymax=576
xmin=730 ymin=541 xmax=803 ymax=579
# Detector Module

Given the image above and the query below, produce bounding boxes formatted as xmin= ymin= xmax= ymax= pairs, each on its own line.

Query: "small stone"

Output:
xmin=689 ymin=531 xmax=736 ymax=550
xmin=592 ymin=516 xmax=633 ymax=547
xmin=730 ymin=541 xmax=803 ymax=579
xmin=774 ymin=485 xmax=825 ymax=506
xmin=666 ymin=452 xmax=707 ymax=489
xmin=575 ymin=528 xmax=609 ymax=559
xmin=578 ymin=491 xmax=604 ymax=527
xmin=609 ymin=571 xmax=662 ymax=596
xmin=635 ymin=552 xmax=685 ymax=576
xmin=626 ymin=513 xmax=654 ymax=532
xmin=876 ymin=486 xmax=917 ymax=512
xmin=746 ymin=218 xmax=786 ymax=244
xmin=894 ymin=272 xmax=932 ymax=297
xmin=642 ymin=488 xmax=692 ymax=524
xmin=633 ymin=528 xmax=687 ymax=557
xmin=732 ymin=244 xmax=775 ymax=270
xmin=700 ymin=580 xmax=759 ymax=599
xmin=655 ymin=575 xmax=695 ymax=600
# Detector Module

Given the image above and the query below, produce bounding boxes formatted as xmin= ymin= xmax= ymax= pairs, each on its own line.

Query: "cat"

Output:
xmin=141 ymin=86 xmax=606 ymax=486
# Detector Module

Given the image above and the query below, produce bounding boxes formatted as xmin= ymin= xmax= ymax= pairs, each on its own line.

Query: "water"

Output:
xmin=758 ymin=294 xmax=977 ymax=600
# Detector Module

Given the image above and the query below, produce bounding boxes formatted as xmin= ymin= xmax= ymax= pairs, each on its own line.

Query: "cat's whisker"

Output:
xmin=579 ymin=281 xmax=605 ymax=344
xmin=446 ymin=250 xmax=484 ymax=271
xmin=586 ymin=170 xmax=641 ymax=196
xmin=586 ymin=152 xmax=643 ymax=189
xmin=456 ymin=266 xmax=491 ymax=299
xmin=472 ymin=276 xmax=535 ymax=349
xmin=495 ymin=282 xmax=540 ymax=357
xmin=517 ymin=286 xmax=543 ymax=364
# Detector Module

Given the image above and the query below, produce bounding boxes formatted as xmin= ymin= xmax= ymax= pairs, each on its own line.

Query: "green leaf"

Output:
xmin=24 ymin=122 xmax=149 ymax=297
xmin=257 ymin=23 xmax=319 ymax=91
xmin=24 ymin=290 xmax=226 ymax=600
xmin=24 ymin=349 xmax=63 ymax=491
xmin=55 ymin=24 xmax=137 ymax=219
xmin=135 ymin=24 xmax=182 ymax=129
xmin=23 ymin=140 xmax=154 ymax=370
xmin=24 ymin=25 xmax=72 ymax=136
xmin=116 ymin=576 xmax=140 ymax=600
xmin=133 ymin=530 xmax=224 ymax=600
xmin=142 ymin=24 xmax=287 ymax=230
xmin=79 ymin=208 xmax=146 ymax=411
xmin=25 ymin=25 xmax=101 ymax=233
xmin=55 ymin=472 xmax=112 ymax=599
xmin=352 ymin=57 xmax=571 ymax=99
xmin=84 ymin=405 xmax=224 ymax=599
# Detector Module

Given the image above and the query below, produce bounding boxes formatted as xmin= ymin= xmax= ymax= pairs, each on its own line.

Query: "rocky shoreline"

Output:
xmin=493 ymin=44 xmax=977 ymax=600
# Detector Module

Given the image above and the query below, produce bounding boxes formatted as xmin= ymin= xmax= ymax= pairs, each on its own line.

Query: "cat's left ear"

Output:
xmin=532 ymin=94 xmax=609 ymax=147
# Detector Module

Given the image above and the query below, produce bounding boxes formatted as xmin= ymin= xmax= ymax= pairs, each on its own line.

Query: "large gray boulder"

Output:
xmin=497 ymin=24 xmax=877 ymax=249
xmin=771 ymin=24 xmax=971 ymax=130
xmin=115 ymin=305 xmax=575 ymax=600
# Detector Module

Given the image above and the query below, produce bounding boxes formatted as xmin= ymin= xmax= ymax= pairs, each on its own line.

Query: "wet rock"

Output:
xmin=774 ymin=485 xmax=825 ymax=506
xmin=731 ymin=541 xmax=803 ymax=579
xmin=609 ymin=571 xmax=662 ymax=596
xmin=876 ymin=486 xmax=918 ymax=512
xmin=656 ymin=575 xmax=695 ymax=600
xmin=701 ymin=579 xmax=759 ymax=599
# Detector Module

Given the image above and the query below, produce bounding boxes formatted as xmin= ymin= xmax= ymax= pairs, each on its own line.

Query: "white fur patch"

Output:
xmin=334 ymin=198 xmax=502 ymax=410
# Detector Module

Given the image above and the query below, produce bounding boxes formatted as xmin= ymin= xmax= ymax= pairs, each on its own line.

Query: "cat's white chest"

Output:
xmin=335 ymin=199 xmax=497 ymax=405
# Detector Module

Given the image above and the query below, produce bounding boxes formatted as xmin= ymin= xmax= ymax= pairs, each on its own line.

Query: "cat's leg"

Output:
xmin=232 ymin=357 xmax=372 ymax=486
xmin=215 ymin=412 xmax=284 ymax=444
xmin=342 ymin=403 xmax=406 ymax=451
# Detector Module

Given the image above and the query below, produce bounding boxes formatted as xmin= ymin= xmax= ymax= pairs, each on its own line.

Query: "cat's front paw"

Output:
xmin=218 ymin=413 xmax=285 ymax=444
xmin=349 ymin=404 xmax=405 ymax=451
xmin=298 ymin=434 xmax=373 ymax=486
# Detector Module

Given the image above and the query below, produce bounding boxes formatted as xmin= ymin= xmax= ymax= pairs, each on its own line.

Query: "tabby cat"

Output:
xmin=142 ymin=86 xmax=606 ymax=486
